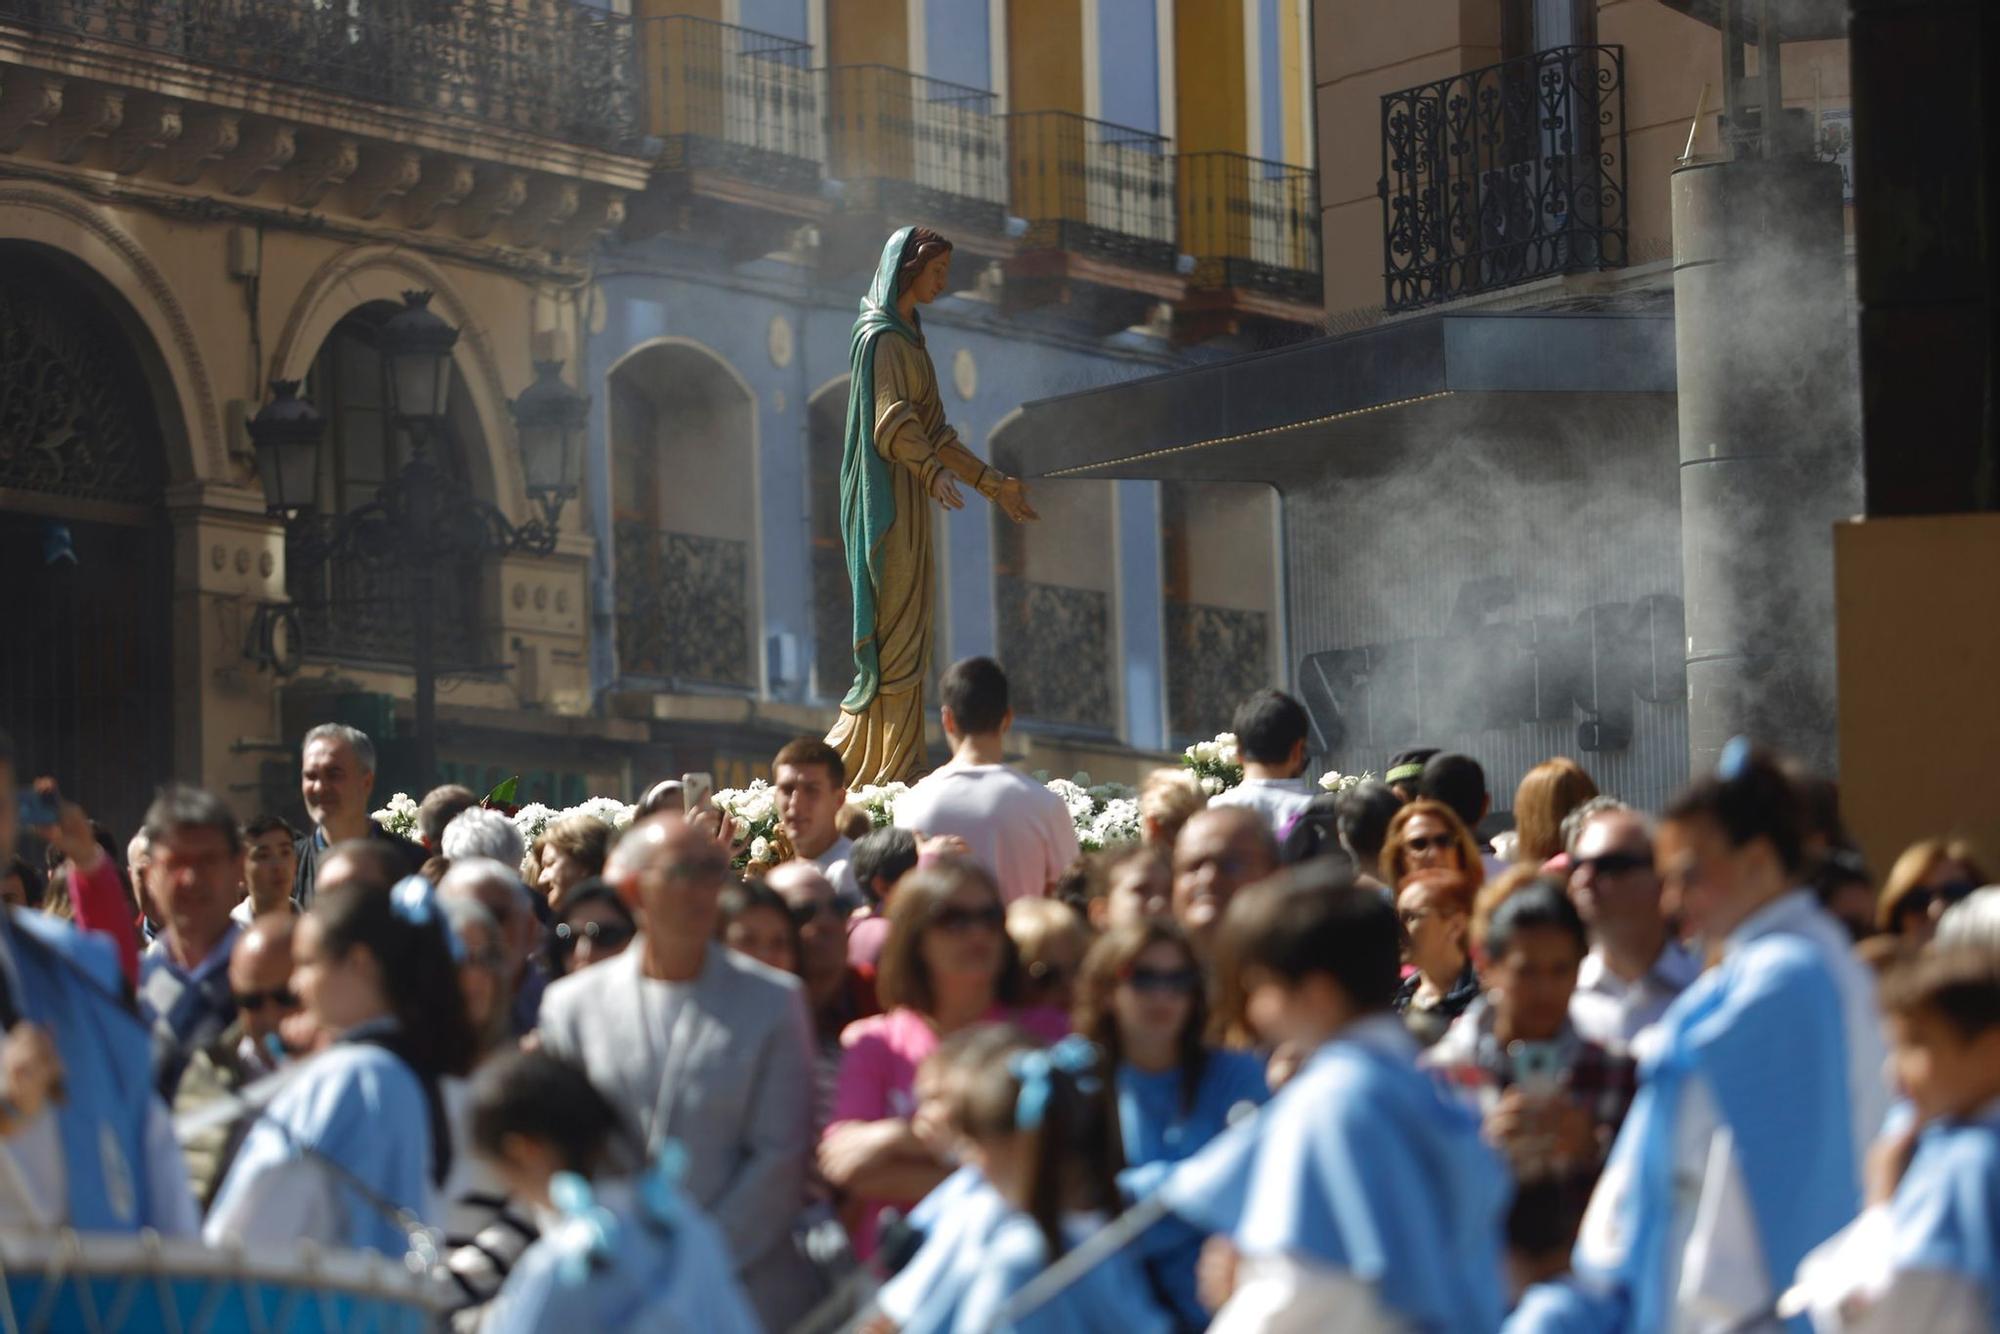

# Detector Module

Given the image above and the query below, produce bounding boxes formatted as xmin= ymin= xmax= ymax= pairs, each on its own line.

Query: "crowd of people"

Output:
xmin=0 ymin=656 xmax=1996 ymax=1332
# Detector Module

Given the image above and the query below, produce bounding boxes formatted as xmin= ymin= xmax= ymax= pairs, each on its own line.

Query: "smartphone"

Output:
xmin=16 ymin=788 xmax=59 ymax=828
xmin=680 ymin=772 xmax=714 ymax=814
xmin=1507 ymin=1040 xmax=1565 ymax=1097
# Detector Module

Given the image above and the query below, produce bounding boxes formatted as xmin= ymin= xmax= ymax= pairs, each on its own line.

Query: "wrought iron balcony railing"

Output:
xmin=1007 ymin=110 xmax=1177 ymax=270
xmin=0 ymin=0 xmax=644 ymax=153
xmin=825 ymin=65 xmax=1006 ymax=233
xmin=642 ymin=14 xmax=821 ymax=196
xmin=1180 ymin=152 xmax=1322 ymax=302
xmin=1380 ymin=44 xmax=1627 ymax=313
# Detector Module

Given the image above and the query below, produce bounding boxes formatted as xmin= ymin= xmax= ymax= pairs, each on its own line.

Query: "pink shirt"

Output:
xmin=826 ymin=1002 xmax=1069 ymax=1254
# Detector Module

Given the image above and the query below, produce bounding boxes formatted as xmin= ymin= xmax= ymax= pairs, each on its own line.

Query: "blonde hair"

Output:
xmin=1007 ymin=897 xmax=1090 ymax=969
xmin=1472 ymin=863 xmax=1544 ymax=951
xmin=1879 ymin=838 xmax=1989 ymax=933
xmin=1514 ymin=758 xmax=1600 ymax=865
xmin=1139 ymin=769 xmax=1206 ymax=848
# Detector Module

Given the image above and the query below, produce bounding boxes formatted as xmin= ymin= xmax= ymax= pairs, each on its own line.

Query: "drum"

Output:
xmin=0 ymin=1230 xmax=448 ymax=1333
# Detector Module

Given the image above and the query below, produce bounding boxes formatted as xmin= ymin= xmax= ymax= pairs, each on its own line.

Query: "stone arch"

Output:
xmin=604 ymin=336 xmax=763 ymax=693
xmin=271 ymin=245 xmax=517 ymax=512
xmin=988 ymin=409 xmax=1118 ymax=734
xmin=0 ymin=184 xmax=218 ymax=483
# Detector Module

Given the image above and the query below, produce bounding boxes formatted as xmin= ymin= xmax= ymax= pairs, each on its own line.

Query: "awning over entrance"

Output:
xmin=1010 ymin=309 xmax=1677 ymax=488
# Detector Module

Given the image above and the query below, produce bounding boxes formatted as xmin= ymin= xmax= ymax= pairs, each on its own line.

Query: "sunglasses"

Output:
xmin=1403 ymin=835 xmax=1457 ymax=855
xmin=555 ymin=920 xmax=635 ymax=953
xmin=1574 ymin=850 xmax=1653 ymax=879
xmin=933 ymin=903 xmax=1006 ymax=934
xmin=1122 ymin=965 xmax=1201 ymax=996
xmin=232 ymin=986 xmax=299 ymax=1012
xmin=1902 ymin=881 xmax=1979 ymax=919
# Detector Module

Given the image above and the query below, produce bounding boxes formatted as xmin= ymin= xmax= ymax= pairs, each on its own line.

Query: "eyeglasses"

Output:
xmin=932 ymin=903 xmax=1006 ymax=935
xmin=1403 ymin=835 xmax=1457 ymax=855
xmin=232 ymin=987 xmax=299 ymax=1012
xmin=1573 ymin=850 xmax=1653 ymax=879
xmin=1122 ymin=965 xmax=1201 ymax=996
xmin=555 ymin=920 xmax=635 ymax=953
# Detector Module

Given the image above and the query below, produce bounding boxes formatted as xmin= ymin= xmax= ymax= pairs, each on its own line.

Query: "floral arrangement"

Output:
xmin=1180 ymin=732 xmax=1242 ymax=796
xmin=374 ymin=751 xmax=1359 ymax=869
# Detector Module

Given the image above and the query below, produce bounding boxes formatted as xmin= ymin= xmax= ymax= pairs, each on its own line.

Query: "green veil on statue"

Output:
xmin=826 ymin=227 xmax=1038 ymax=786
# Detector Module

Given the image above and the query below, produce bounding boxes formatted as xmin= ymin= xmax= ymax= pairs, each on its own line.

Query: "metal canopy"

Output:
xmin=1657 ymin=0 xmax=1847 ymax=43
xmin=1011 ymin=310 xmax=1677 ymax=488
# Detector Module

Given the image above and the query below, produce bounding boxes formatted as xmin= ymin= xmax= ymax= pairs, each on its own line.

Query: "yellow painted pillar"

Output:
xmin=1006 ymin=0 xmax=1087 ymax=229
xmin=827 ymin=0 xmax=913 ymax=67
xmin=1176 ymin=1 xmax=1250 ymax=268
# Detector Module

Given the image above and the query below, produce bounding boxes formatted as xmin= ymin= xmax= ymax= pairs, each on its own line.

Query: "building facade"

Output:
xmin=1012 ymin=0 xmax=1857 ymax=817
xmin=0 ymin=0 xmax=1320 ymax=831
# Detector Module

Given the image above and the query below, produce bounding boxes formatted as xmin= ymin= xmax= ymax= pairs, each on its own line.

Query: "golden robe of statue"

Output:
xmin=827 ymin=334 xmax=1003 ymax=785
xmin=828 ymin=228 xmax=1034 ymax=788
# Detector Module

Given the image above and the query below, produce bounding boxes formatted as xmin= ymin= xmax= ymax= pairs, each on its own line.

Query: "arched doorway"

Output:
xmin=288 ymin=302 xmax=488 ymax=670
xmin=990 ymin=414 xmax=1117 ymax=736
xmin=0 ymin=245 xmax=174 ymax=835
xmin=607 ymin=341 xmax=759 ymax=691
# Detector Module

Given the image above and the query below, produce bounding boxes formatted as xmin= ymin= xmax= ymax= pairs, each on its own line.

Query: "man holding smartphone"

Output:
xmin=1423 ymin=881 xmax=1637 ymax=1261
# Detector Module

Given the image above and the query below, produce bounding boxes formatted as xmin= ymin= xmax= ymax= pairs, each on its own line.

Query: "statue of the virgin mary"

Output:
xmin=826 ymin=227 xmax=1038 ymax=786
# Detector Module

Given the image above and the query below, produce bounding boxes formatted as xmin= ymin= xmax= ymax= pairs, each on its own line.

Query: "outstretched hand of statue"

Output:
xmin=996 ymin=476 xmax=1039 ymax=524
xmin=928 ymin=469 xmax=965 ymax=511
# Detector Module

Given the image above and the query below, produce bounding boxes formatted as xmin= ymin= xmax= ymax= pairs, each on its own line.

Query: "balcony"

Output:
xmin=824 ymin=65 xmax=1008 ymax=256
xmin=1380 ymin=45 xmax=1627 ymax=313
xmin=0 ymin=0 xmax=643 ymax=151
xmin=1178 ymin=152 xmax=1323 ymax=340
xmin=1004 ymin=110 xmax=1183 ymax=328
xmin=0 ymin=0 xmax=645 ymax=249
xmin=629 ymin=14 xmax=824 ymax=248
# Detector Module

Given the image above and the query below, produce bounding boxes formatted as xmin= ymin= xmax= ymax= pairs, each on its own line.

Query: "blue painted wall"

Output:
xmin=1097 ymin=0 xmax=1159 ymax=132
xmin=738 ymin=0 xmax=808 ymax=39
xmin=1260 ymin=0 xmax=1283 ymax=162
xmin=927 ymin=0 xmax=993 ymax=91
xmin=585 ymin=241 xmax=1177 ymax=742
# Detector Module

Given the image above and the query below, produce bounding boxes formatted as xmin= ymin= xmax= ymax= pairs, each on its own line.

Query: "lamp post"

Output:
xmin=252 ymin=292 xmax=590 ymax=790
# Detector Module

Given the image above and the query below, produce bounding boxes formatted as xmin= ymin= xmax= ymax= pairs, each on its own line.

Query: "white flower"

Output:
xmin=371 ymin=792 xmax=420 ymax=838
xmin=749 ymin=836 xmax=773 ymax=864
xmin=512 ymin=803 xmax=556 ymax=842
xmin=1200 ymin=775 xmax=1226 ymax=796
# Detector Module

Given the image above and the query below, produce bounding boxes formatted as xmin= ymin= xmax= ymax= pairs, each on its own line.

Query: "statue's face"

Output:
xmin=911 ymin=249 xmax=952 ymax=304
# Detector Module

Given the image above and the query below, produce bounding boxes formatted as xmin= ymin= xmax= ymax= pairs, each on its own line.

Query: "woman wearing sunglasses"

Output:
xmin=545 ymin=880 xmax=637 ymax=978
xmin=1877 ymin=838 xmax=1989 ymax=946
xmin=1075 ymin=919 xmax=1269 ymax=1329
xmin=1381 ymin=799 xmax=1489 ymax=890
xmin=819 ymin=858 xmax=1067 ymax=1258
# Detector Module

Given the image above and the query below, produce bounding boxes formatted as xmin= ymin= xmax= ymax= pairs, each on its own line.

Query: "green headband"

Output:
xmin=1385 ymin=763 xmax=1425 ymax=784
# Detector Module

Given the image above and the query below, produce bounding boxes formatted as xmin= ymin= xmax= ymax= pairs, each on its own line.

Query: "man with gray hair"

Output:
xmin=441 ymin=807 xmax=526 ymax=870
xmin=538 ymin=813 xmax=817 ymax=1329
xmin=438 ymin=856 xmax=543 ymax=1033
xmin=292 ymin=723 xmax=422 ymax=907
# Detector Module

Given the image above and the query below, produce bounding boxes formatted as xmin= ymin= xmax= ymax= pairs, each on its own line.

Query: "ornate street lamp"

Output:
xmin=378 ymin=290 xmax=459 ymax=427
xmin=510 ymin=359 xmax=588 ymax=503
xmin=251 ymin=303 xmax=587 ymax=790
xmin=247 ymin=379 xmax=324 ymax=515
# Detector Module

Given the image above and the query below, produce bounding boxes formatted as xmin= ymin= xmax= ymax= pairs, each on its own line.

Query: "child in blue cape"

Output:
xmin=1160 ymin=859 xmax=1511 ymax=1332
xmin=889 ymin=1029 xmax=1173 ymax=1334
xmin=1513 ymin=743 xmax=1890 ymax=1334
xmin=471 ymin=1049 xmax=759 ymax=1334
xmin=1793 ymin=948 xmax=2000 ymax=1332
xmin=205 ymin=875 xmax=476 ymax=1257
